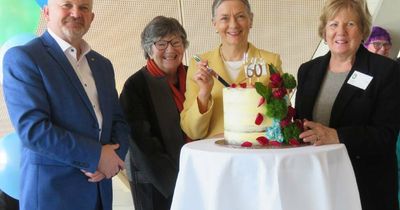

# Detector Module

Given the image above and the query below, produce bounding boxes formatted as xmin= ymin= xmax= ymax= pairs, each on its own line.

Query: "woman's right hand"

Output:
xmin=193 ymin=59 xmax=214 ymax=113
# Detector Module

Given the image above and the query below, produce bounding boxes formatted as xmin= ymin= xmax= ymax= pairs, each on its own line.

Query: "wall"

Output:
xmin=0 ymin=0 xmax=332 ymax=136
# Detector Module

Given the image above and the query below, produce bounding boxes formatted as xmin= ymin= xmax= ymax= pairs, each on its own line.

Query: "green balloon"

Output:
xmin=0 ymin=0 xmax=41 ymax=45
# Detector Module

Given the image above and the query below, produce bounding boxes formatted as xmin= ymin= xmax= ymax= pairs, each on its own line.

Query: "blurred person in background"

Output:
xmin=364 ymin=26 xmax=400 ymax=207
xmin=364 ymin=26 xmax=392 ymax=57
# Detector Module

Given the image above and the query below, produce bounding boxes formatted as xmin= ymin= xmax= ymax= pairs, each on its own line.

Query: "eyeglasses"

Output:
xmin=370 ymin=41 xmax=392 ymax=50
xmin=153 ymin=39 xmax=183 ymax=50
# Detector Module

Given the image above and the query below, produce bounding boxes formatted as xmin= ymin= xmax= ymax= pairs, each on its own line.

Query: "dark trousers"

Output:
xmin=129 ymin=181 xmax=171 ymax=210
xmin=96 ymin=183 xmax=103 ymax=210
xmin=0 ymin=191 xmax=19 ymax=210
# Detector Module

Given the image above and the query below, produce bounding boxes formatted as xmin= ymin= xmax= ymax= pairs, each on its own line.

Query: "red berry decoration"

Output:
xmin=239 ymin=83 xmax=247 ymax=88
xmin=256 ymin=136 xmax=269 ymax=145
xmin=272 ymin=88 xmax=286 ymax=99
xmin=295 ymin=119 xmax=304 ymax=131
xmin=280 ymin=118 xmax=290 ymax=128
xmin=269 ymin=73 xmax=282 ymax=88
xmin=255 ymin=113 xmax=264 ymax=125
xmin=257 ymin=97 xmax=266 ymax=107
xmin=287 ymin=106 xmax=296 ymax=120
xmin=230 ymin=83 xmax=237 ymax=88
xmin=241 ymin=141 xmax=253 ymax=147
xmin=269 ymin=141 xmax=281 ymax=147
xmin=288 ymin=138 xmax=300 ymax=146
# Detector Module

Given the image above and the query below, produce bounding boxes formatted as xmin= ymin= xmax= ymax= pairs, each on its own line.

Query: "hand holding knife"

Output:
xmin=193 ymin=55 xmax=230 ymax=87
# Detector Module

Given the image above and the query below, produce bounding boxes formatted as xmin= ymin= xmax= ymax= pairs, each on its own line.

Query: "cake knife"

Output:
xmin=193 ymin=55 xmax=230 ymax=87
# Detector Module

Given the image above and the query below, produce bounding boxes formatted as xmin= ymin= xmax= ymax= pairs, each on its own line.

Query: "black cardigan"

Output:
xmin=119 ymin=66 xmax=187 ymax=198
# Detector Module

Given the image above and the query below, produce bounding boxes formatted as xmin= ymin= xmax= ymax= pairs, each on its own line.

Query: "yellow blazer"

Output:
xmin=181 ymin=43 xmax=282 ymax=139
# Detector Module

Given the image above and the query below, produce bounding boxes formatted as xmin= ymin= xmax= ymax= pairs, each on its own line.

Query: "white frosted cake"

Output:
xmin=222 ymin=64 xmax=303 ymax=147
xmin=223 ymin=87 xmax=272 ymax=145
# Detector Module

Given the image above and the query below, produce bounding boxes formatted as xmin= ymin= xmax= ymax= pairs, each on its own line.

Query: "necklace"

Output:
xmin=220 ymin=48 xmax=243 ymax=70
xmin=219 ymin=44 xmax=249 ymax=62
xmin=220 ymin=47 xmax=246 ymax=81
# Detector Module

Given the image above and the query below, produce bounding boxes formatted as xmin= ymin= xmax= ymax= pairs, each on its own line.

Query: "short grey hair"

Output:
xmin=141 ymin=16 xmax=189 ymax=59
xmin=211 ymin=0 xmax=253 ymax=21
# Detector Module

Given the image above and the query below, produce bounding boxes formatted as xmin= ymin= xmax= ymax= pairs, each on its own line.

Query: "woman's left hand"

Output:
xmin=299 ymin=120 xmax=340 ymax=146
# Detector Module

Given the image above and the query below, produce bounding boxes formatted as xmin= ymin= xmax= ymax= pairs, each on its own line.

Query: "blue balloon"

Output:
xmin=0 ymin=132 xmax=21 ymax=200
xmin=36 ymin=0 xmax=48 ymax=8
xmin=0 ymin=33 xmax=36 ymax=85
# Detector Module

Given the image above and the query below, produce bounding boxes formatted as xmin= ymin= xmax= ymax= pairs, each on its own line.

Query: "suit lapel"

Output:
xmin=41 ymin=31 xmax=98 ymax=121
xmin=330 ymin=46 xmax=370 ymax=127
xmin=208 ymin=47 xmax=234 ymax=85
xmin=87 ymin=52 xmax=108 ymax=126
xmin=301 ymin=53 xmax=331 ymax=120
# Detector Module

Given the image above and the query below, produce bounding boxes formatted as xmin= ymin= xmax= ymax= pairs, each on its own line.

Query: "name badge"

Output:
xmin=347 ymin=71 xmax=372 ymax=90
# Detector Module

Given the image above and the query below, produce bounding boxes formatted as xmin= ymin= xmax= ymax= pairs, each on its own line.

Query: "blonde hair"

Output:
xmin=318 ymin=0 xmax=371 ymax=41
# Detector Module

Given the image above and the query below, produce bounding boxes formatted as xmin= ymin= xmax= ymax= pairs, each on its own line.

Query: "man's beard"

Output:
xmin=61 ymin=26 xmax=87 ymax=40
xmin=61 ymin=18 xmax=88 ymax=40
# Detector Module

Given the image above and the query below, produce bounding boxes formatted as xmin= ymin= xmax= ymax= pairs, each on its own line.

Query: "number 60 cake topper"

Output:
xmin=244 ymin=54 xmax=267 ymax=85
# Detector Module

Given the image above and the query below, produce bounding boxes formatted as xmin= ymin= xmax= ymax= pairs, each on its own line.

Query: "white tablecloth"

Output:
xmin=171 ymin=139 xmax=361 ymax=210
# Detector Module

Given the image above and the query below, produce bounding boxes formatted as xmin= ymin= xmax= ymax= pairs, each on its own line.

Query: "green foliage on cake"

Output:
xmin=252 ymin=63 xmax=303 ymax=146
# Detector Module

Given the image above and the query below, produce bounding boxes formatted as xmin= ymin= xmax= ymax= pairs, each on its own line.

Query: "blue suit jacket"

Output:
xmin=2 ymin=31 xmax=129 ymax=210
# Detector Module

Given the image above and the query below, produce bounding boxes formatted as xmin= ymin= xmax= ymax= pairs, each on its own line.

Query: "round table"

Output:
xmin=171 ymin=139 xmax=361 ymax=210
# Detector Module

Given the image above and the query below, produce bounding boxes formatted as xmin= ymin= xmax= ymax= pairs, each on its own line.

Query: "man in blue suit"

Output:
xmin=2 ymin=0 xmax=130 ymax=209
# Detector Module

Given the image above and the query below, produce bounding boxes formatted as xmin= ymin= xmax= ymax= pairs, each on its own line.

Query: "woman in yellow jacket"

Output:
xmin=181 ymin=0 xmax=282 ymax=139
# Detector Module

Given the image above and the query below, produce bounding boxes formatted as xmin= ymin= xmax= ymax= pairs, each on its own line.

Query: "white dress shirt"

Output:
xmin=48 ymin=29 xmax=103 ymax=138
